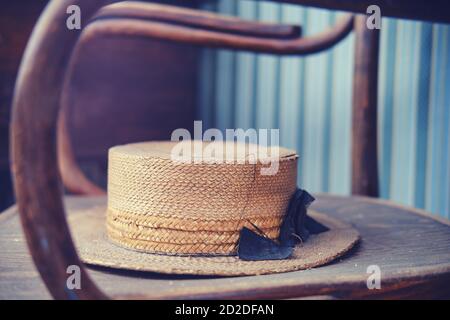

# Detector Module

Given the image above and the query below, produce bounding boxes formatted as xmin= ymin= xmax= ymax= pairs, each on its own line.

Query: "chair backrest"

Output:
xmin=59 ymin=1 xmax=379 ymax=197
xmin=11 ymin=0 xmax=449 ymax=301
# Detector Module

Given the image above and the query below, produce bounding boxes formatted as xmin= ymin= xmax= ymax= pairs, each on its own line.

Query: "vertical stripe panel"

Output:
xmin=301 ymin=8 xmax=332 ymax=193
xmin=197 ymin=1 xmax=217 ymax=129
xmin=235 ymin=0 xmax=257 ymax=130
xmin=378 ymin=18 xmax=397 ymax=199
xmin=441 ymin=29 xmax=450 ymax=219
xmin=427 ymin=25 xmax=448 ymax=216
xmin=329 ymin=13 xmax=354 ymax=195
xmin=199 ymin=3 xmax=450 ymax=219
xmin=390 ymin=20 xmax=417 ymax=205
xmin=255 ymin=2 xmax=281 ymax=130
xmin=414 ymin=22 xmax=433 ymax=209
xmin=214 ymin=0 xmax=237 ymax=132
xmin=278 ymin=5 xmax=304 ymax=151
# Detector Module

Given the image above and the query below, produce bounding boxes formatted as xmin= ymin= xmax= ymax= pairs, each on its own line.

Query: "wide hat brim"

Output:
xmin=68 ymin=201 xmax=360 ymax=276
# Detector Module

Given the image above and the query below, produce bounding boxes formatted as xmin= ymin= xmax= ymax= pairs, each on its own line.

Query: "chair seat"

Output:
xmin=1 ymin=194 xmax=449 ymax=299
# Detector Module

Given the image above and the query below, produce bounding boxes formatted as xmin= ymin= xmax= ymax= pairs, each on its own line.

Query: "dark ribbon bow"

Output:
xmin=238 ymin=188 xmax=328 ymax=261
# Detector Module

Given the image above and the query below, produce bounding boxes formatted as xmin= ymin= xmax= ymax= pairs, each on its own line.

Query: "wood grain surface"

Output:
xmin=1 ymin=194 xmax=449 ymax=299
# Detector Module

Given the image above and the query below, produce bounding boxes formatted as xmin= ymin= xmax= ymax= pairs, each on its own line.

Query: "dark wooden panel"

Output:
xmin=351 ymin=15 xmax=380 ymax=197
xmin=0 ymin=0 xmax=48 ymax=164
xmin=64 ymin=35 xmax=198 ymax=187
xmin=0 ymin=1 xmax=48 ymax=210
xmin=1 ymin=194 xmax=449 ymax=299
xmin=1 ymin=1 xmax=200 ymax=202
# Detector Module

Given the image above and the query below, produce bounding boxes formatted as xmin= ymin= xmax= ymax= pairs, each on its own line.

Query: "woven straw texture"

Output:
xmin=107 ymin=141 xmax=298 ymax=255
xmin=69 ymin=205 xmax=360 ymax=276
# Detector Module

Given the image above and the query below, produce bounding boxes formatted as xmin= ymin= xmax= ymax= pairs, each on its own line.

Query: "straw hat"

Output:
xmin=68 ymin=141 xmax=359 ymax=276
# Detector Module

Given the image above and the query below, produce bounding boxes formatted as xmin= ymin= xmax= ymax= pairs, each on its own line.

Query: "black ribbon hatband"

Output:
xmin=238 ymin=188 xmax=328 ymax=261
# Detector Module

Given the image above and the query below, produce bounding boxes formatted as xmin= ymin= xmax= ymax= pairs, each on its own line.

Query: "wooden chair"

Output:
xmin=58 ymin=2 xmax=368 ymax=197
xmin=5 ymin=0 xmax=450 ymax=299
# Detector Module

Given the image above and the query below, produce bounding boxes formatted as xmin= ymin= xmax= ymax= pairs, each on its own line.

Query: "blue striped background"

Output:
xmin=198 ymin=0 xmax=450 ymax=219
